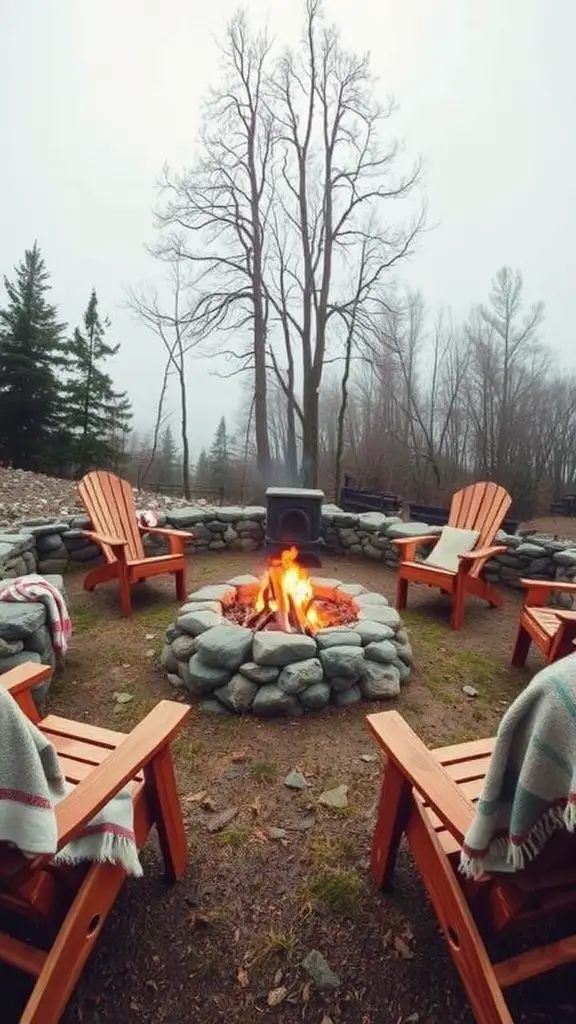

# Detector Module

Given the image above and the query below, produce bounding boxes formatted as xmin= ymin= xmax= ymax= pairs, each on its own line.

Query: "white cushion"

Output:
xmin=423 ymin=525 xmax=480 ymax=573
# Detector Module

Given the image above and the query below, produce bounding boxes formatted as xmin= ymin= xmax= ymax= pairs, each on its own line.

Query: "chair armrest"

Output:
xmin=138 ymin=525 xmax=190 ymax=555
xmin=55 ymin=700 xmax=191 ymax=849
xmin=393 ymin=535 xmax=439 ymax=563
xmin=520 ymin=578 xmax=576 ymax=593
xmin=459 ymin=545 xmax=506 ymax=562
xmin=83 ymin=530 xmax=128 ymax=549
xmin=366 ymin=710 xmax=475 ymax=845
xmin=0 ymin=663 xmax=53 ymax=697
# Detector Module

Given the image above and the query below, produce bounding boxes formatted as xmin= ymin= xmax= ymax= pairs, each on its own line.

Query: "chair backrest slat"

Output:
xmin=448 ymin=481 xmax=511 ymax=576
xmin=79 ymin=472 xmax=144 ymax=562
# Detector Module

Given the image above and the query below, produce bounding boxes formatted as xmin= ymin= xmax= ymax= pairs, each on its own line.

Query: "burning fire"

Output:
xmin=253 ymin=546 xmax=328 ymax=633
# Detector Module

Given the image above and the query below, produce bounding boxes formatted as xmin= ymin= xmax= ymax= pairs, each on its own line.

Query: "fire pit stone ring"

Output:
xmin=162 ymin=568 xmax=413 ymax=717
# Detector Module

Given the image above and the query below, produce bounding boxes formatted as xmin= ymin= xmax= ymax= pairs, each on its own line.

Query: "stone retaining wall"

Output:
xmin=1 ymin=505 xmax=576 ymax=608
xmin=0 ymin=574 xmax=65 ymax=701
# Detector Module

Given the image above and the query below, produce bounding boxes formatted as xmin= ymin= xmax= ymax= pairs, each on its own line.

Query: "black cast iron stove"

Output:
xmin=265 ymin=486 xmax=324 ymax=566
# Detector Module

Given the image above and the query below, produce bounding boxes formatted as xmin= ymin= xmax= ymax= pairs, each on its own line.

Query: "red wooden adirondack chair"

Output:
xmin=512 ymin=578 xmax=576 ymax=666
xmin=78 ymin=470 xmax=189 ymax=616
xmin=0 ymin=662 xmax=191 ymax=1024
xmin=395 ymin=481 xmax=512 ymax=630
xmin=368 ymin=709 xmax=576 ymax=1024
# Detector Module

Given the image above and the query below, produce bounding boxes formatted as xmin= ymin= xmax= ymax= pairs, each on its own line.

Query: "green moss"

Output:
xmin=308 ymin=868 xmax=366 ymax=915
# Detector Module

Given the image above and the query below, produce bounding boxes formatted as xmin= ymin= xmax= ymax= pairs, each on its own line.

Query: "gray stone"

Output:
xmin=226 ymin=574 xmax=259 ymax=586
xmin=69 ymin=515 xmax=92 ymax=530
xmin=278 ymin=657 xmax=324 ymax=694
xmin=336 ymin=583 xmax=367 ymax=597
xmin=252 ymin=684 xmax=300 ymax=716
xmin=0 ymin=533 xmax=34 ymax=554
xmin=386 ymin=522 xmax=442 ymax=539
xmin=164 ymin=624 xmax=180 ymax=644
xmin=395 ymin=642 xmax=414 ymax=665
xmin=166 ymin=672 xmax=184 ymax=689
xmin=35 ymin=533 xmax=66 ymax=554
xmin=360 ymin=661 xmax=401 ymax=699
xmin=334 ymin=684 xmax=361 ymax=706
xmin=160 ymin=644 xmax=179 ymax=674
xmin=67 ymin=543 xmax=102 ymax=562
xmin=302 ymin=950 xmax=342 ymax=991
xmin=0 ymin=637 xmax=24 ymax=657
xmin=187 ymin=524 xmax=211 ymax=542
xmin=27 ymin=522 xmax=69 ymax=537
xmin=354 ymin=618 xmax=393 ymax=643
xmin=318 ymin=784 xmax=348 ymax=809
xmin=214 ymin=673 xmax=258 ymax=713
xmin=166 ymin=508 xmax=208 ymax=527
xmin=355 ymin=592 xmax=389 ymax=608
xmin=356 ymin=512 xmax=388 ymax=532
xmin=309 ymin=577 xmax=343 ymax=592
xmin=462 ymin=684 xmax=478 ymax=697
xmin=198 ymin=698 xmax=231 ymax=715
xmin=206 ymin=520 xmax=226 ymax=534
xmin=0 ymin=650 xmax=42 ymax=674
xmin=187 ymin=584 xmax=235 ymax=603
xmin=239 ymin=661 xmax=279 ymax=684
xmin=316 ymin=629 xmax=362 ymax=649
xmin=187 ymin=653 xmax=231 ymax=694
xmin=177 ymin=601 xmax=222 ymax=615
xmin=299 ymin=681 xmax=331 ymax=710
xmin=365 ymin=640 xmax=398 ymax=664
xmin=171 ymin=634 xmax=197 ymax=661
xmin=252 ymin=631 xmax=317 ymax=666
xmin=554 ymin=550 xmax=576 ymax=566
xmin=25 ymin=625 xmax=52 ymax=657
xmin=208 ymin=539 xmax=226 ymax=550
xmin=0 ymin=604 xmax=45 ymax=639
xmin=206 ymin=807 xmax=239 ymax=832
xmin=223 ymin=527 xmax=238 ymax=543
xmin=268 ymin=827 xmax=287 ymax=841
xmin=176 ymin=610 xmax=222 ymax=636
xmin=392 ymin=657 xmax=411 ymax=684
xmin=514 ymin=542 xmax=547 ymax=557
xmin=320 ymin=645 xmax=365 ymax=680
xmin=358 ymin=606 xmax=401 ymax=630
xmin=195 ymin=624 xmax=253 ymax=671
xmin=329 ymin=675 xmax=358 ymax=693
xmin=330 ymin=512 xmax=359 ymax=527
xmin=363 ymin=544 xmax=383 ymax=561
xmin=240 ymin=537 xmax=260 ymax=552
xmin=284 ymin=770 xmax=309 ymax=790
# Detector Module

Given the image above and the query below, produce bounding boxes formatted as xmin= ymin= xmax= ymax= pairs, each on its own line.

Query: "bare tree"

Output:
xmin=128 ymin=262 xmax=199 ymax=499
xmin=156 ymin=12 xmax=274 ymax=479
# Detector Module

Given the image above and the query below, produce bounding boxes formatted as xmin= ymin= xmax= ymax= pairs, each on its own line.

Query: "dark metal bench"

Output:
xmin=339 ymin=487 xmax=402 ymax=515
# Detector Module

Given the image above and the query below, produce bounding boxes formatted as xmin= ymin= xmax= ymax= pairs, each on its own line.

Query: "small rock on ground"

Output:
xmin=206 ymin=807 xmax=239 ymax=833
xmin=284 ymin=770 xmax=309 ymax=790
xmin=318 ymin=784 xmax=348 ymax=809
xmin=302 ymin=950 xmax=342 ymax=991
xmin=462 ymin=684 xmax=478 ymax=697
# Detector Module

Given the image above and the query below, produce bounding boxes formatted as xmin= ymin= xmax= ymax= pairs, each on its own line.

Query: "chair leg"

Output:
xmin=175 ymin=567 xmax=187 ymax=603
xmin=511 ymin=623 xmax=531 ymax=667
xmin=118 ymin=563 xmax=132 ymax=617
xmin=407 ymin=807 xmax=513 ymax=1024
xmin=450 ymin=579 xmax=465 ymax=631
xmin=396 ymin=575 xmax=409 ymax=611
xmin=371 ymin=759 xmax=412 ymax=890
xmin=20 ymin=862 xmax=125 ymax=1024
xmin=144 ymin=744 xmax=188 ymax=883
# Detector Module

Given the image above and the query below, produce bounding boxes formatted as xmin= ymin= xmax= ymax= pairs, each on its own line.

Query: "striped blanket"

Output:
xmin=0 ymin=574 xmax=72 ymax=655
xmin=0 ymin=686 xmax=142 ymax=876
xmin=460 ymin=652 xmax=576 ymax=879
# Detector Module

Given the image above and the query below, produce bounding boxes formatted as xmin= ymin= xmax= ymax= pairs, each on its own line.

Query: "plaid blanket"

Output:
xmin=0 ymin=574 xmax=72 ymax=655
xmin=0 ymin=686 xmax=142 ymax=876
xmin=460 ymin=652 xmax=576 ymax=879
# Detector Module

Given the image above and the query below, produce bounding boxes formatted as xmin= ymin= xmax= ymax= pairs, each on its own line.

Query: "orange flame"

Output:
xmin=254 ymin=546 xmax=327 ymax=631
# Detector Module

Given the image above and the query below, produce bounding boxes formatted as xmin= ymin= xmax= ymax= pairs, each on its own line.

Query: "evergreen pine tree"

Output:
xmin=0 ymin=243 xmax=67 ymax=470
xmin=195 ymin=448 xmax=210 ymax=488
xmin=159 ymin=424 xmax=178 ymax=486
xmin=64 ymin=289 xmax=131 ymax=472
xmin=209 ymin=416 xmax=230 ymax=495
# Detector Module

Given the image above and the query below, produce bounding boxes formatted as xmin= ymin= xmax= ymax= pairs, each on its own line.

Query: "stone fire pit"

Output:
xmin=162 ymin=573 xmax=412 ymax=716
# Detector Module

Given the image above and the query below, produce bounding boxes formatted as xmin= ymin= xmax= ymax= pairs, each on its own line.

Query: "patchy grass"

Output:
xmin=71 ymin=605 xmax=101 ymax=634
xmin=249 ymin=761 xmax=277 ymax=783
xmin=219 ymin=826 xmax=250 ymax=848
xmin=306 ymin=829 xmax=356 ymax=867
xmin=308 ymin=868 xmax=366 ymax=915
xmin=247 ymin=929 xmax=298 ymax=967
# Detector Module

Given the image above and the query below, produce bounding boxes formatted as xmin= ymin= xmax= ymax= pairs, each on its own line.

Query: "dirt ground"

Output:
xmin=4 ymin=550 xmax=576 ymax=1024
xmin=521 ymin=513 xmax=576 ymax=540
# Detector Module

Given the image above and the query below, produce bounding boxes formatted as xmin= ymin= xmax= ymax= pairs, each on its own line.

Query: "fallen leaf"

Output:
xmin=129 ymin=1001 xmax=140 ymax=1012
xmin=250 ymin=796 xmax=263 ymax=817
xmin=232 ymin=750 xmax=248 ymax=763
xmin=145 ymin=633 xmax=156 ymax=640
xmin=273 ymin=968 xmax=283 ymax=986
xmin=252 ymin=828 xmax=270 ymax=843
xmin=184 ymin=790 xmax=207 ymax=805
xmin=237 ymin=967 xmax=250 ymax=988
xmin=267 ymin=986 xmax=287 ymax=1007
xmin=234 ymin=927 xmax=240 ymax=943
xmin=393 ymin=936 xmax=414 ymax=959
xmin=301 ymin=982 xmax=311 ymax=1003
xmin=189 ymin=911 xmax=212 ymax=929
xmin=320 ymin=1016 xmax=335 ymax=1024
xmin=405 ymin=1015 xmax=419 ymax=1023
xmin=145 ymin=979 xmax=158 ymax=991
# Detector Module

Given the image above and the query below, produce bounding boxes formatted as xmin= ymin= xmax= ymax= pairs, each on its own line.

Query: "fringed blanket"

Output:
xmin=0 ymin=574 xmax=72 ymax=655
xmin=0 ymin=686 xmax=142 ymax=876
xmin=460 ymin=652 xmax=576 ymax=879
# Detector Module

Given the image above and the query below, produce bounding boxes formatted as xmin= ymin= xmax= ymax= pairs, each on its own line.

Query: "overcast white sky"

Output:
xmin=2 ymin=0 xmax=575 ymax=456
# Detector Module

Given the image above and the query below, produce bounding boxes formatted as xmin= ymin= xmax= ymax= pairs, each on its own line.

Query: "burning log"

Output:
xmin=244 ymin=606 xmax=275 ymax=630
